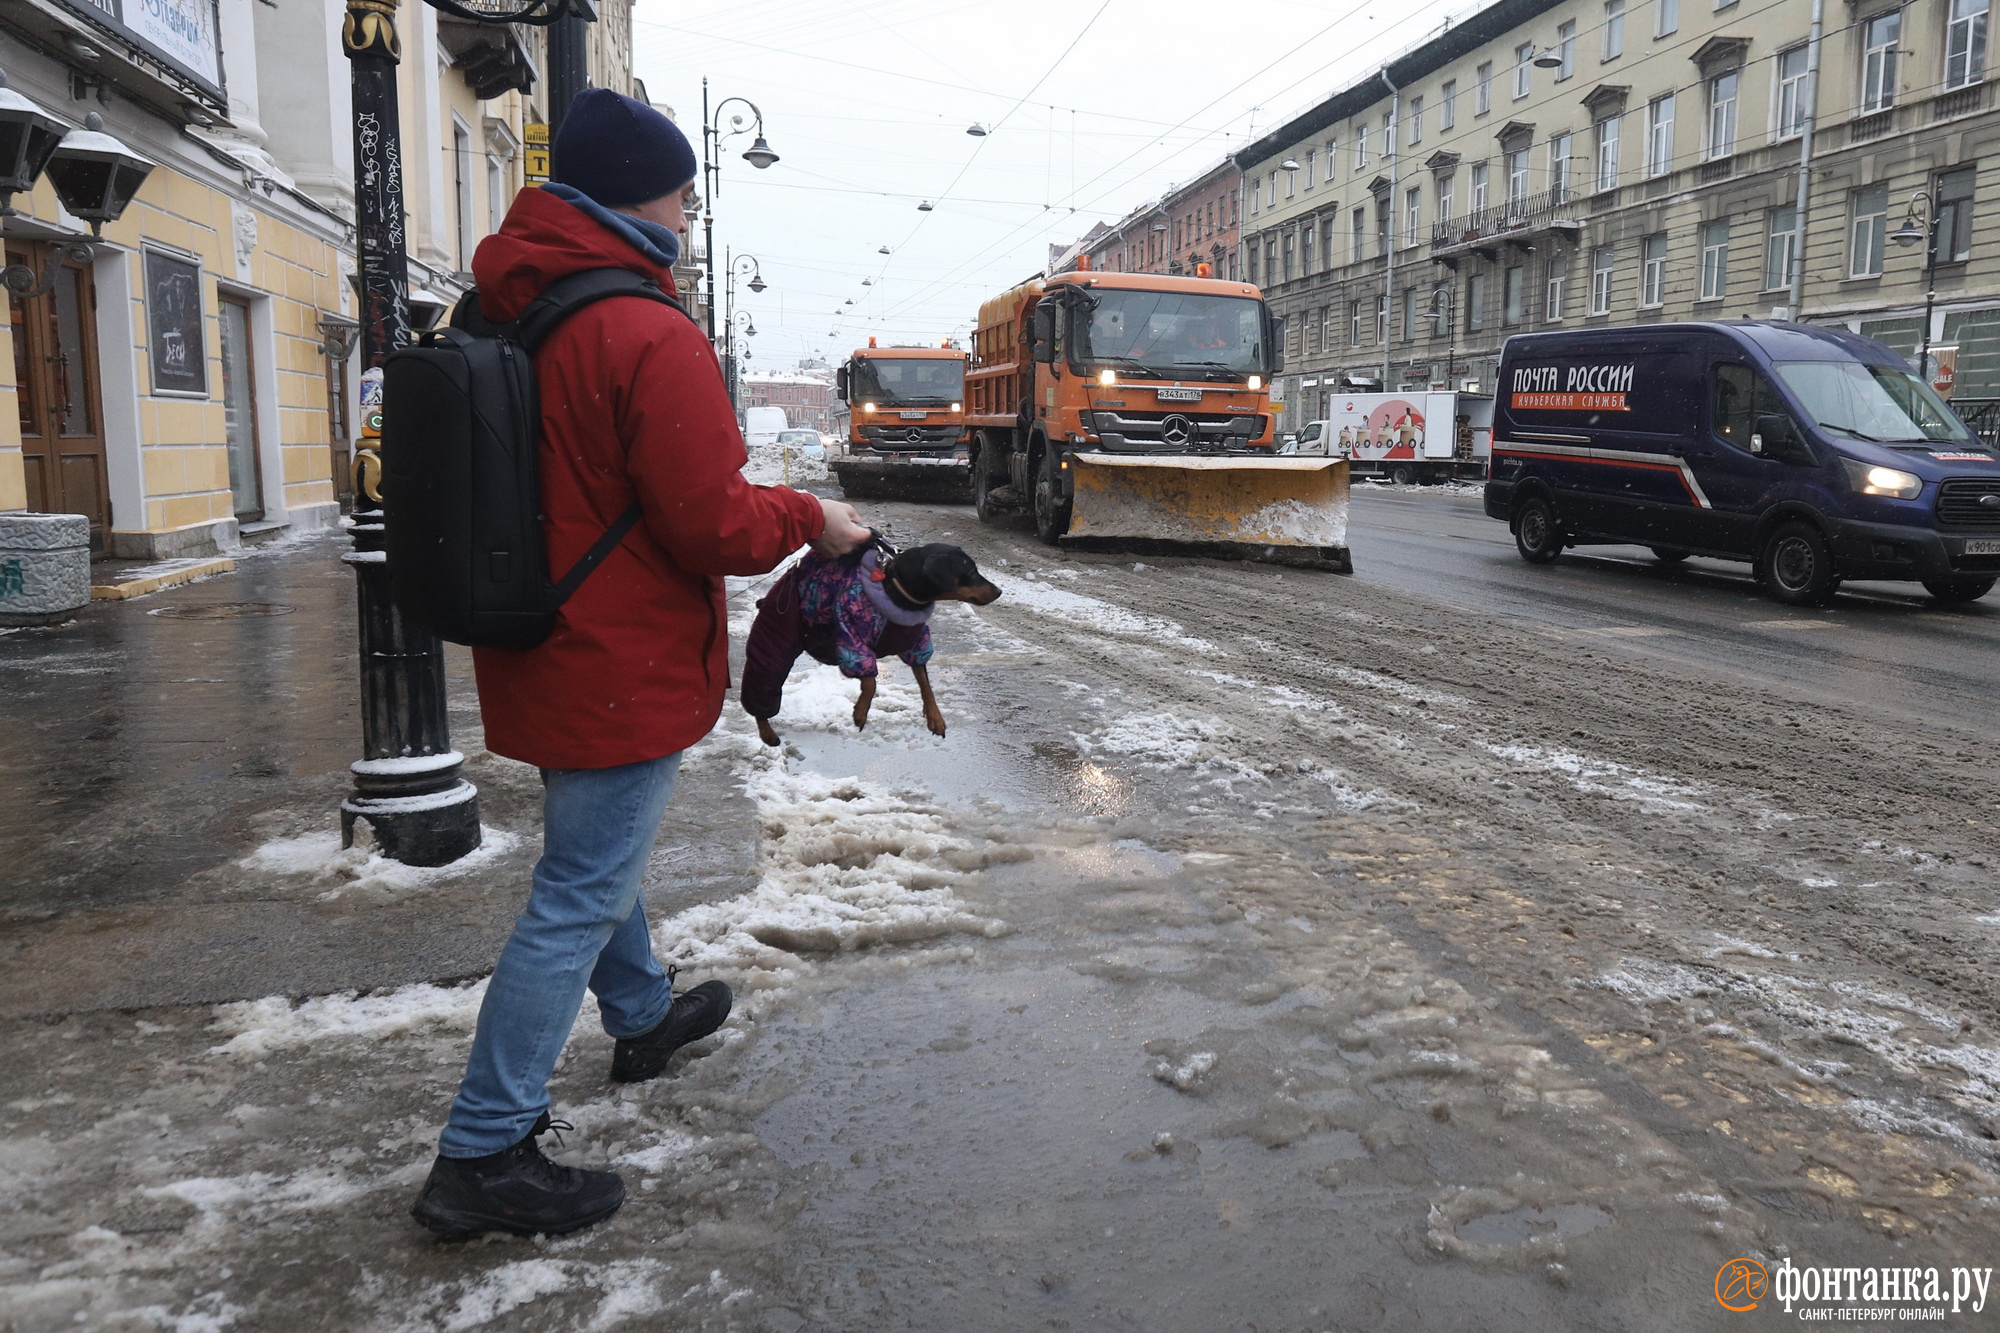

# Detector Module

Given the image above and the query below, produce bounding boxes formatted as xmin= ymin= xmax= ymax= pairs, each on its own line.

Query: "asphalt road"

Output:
xmin=1345 ymin=481 xmax=2000 ymax=737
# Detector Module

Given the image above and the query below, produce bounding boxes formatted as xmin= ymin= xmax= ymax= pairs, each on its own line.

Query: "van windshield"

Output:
xmin=1773 ymin=360 xmax=1976 ymax=445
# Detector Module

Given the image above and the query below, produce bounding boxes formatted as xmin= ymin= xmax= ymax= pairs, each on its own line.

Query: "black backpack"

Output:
xmin=380 ymin=268 xmax=683 ymax=649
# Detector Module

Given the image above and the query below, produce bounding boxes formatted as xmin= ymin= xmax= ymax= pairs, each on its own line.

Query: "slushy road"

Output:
xmin=1344 ymin=480 xmax=2000 ymax=737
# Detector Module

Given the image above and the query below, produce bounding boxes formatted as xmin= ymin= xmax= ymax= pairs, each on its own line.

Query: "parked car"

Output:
xmin=1486 ymin=321 xmax=2000 ymax=604
xmin=775 ymin=428 xmax=825 ymax=460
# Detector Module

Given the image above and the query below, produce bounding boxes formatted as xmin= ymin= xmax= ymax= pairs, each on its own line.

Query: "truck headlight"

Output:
xmin=952 ymin=402 xmax=962 ymax=412
xmin=1843 ymin=458 xmax=1922 ymax=499
xmin=1248 ymin=375 xmax=1263 ymax=390
xmin=1098 ymin=369 xmax=1116 ymax=386
xmin=864 ymin=402 xmax=877 ymax=413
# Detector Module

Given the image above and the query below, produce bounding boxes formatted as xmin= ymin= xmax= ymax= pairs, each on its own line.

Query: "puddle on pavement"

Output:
xmin=1456 ymin=1202 xmax=1613 ymax=1248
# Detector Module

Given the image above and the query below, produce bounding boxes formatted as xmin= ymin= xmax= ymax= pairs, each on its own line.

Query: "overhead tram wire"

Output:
xmin=875 ymin=0 xmax=1456 ymax=323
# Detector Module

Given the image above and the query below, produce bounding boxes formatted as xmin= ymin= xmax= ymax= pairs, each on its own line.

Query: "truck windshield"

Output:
xmin=849 ymin=358 xmax=963 ymax=407
xmin=1079 ymin=291 xmax=1268 ymax=378
xmin=1774 ymin=360 xmax=1976 ymax=445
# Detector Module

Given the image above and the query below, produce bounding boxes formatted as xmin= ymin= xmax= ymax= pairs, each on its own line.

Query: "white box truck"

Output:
xmin=1286 ymin=391 xmax=1493 ymax=484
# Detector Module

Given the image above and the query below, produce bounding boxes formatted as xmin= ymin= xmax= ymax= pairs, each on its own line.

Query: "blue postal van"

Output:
xmin=1484 ymin=322 xmax=2000 ymax=605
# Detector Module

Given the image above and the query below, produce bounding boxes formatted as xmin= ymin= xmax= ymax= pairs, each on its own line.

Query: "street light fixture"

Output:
xmin=966 ymin=122 xmax=988 ymax=137
xmin=878 ymin=245 xmax=892 ymax=254
xmin=722 ymin=250 xmax=765 ymax=408
xmin=1892 ymin=187 xmax=1946 ymax=381
xmin=701 ymin=82 xmax=778 ymax=344
xmin=0 ymin=71 xmax=67 ymax=216
xmin=42 ymin=112 xmax=155 ymax=237
xmin=918 ymin=200 xmax=934 ymax=211
xmin=1532 ymin=47 xmax=1564 ymax=68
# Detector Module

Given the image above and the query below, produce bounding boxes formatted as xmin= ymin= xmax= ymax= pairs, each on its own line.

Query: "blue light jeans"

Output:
xmin=439 ymin=752 xmax=683 ymax=1158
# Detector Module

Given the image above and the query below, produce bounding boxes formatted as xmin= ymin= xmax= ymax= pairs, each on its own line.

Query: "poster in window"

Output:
xmin=145 ymin=249 xmax=208 ymax=396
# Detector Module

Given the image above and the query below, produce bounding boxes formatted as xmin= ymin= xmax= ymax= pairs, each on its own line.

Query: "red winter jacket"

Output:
xmin=468 ymin=187 xmax=823 ymax=769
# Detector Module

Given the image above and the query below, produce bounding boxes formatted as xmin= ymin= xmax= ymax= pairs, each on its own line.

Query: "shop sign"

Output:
xmin=145 ymin=248 xmax=208 ymax=397
xmin=523 ymin=124 xmax=550 ymax=181
xmin=54 ymin=0 xmax=223 ymax=99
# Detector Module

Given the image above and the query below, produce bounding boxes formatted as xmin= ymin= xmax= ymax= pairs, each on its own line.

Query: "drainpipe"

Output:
xmin=1382 ymin=68 xmax=1399 ymax=386
xmin=1787 ymin=0 xmax=1825 ymax=320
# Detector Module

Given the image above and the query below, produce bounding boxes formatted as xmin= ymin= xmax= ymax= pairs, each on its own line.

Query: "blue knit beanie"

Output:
xmin=550 ymin=89 xmax=697 ymax=209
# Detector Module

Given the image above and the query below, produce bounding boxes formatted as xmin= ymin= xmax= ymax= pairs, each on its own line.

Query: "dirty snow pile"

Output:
xmin=237 ymin=825 xmax=520 ymax=899
xmin=741 ymin=439 xmax=829 ymax=487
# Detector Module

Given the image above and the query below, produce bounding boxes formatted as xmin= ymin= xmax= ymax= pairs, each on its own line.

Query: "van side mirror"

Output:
xmin=1753 ymin=413 xmax=1812 ymax=465
xmin=1030 ymin=300 xmax=1057 ymax=364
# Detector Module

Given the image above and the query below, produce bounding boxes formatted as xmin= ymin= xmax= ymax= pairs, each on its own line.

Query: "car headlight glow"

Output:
xmin=1843 ymin=457 xmax=1923 ymax=499
xmin=1098 ymin=369 xmax=1116 ymax=386
xmin=1248 ymin=375 xmax=1263 ymax=390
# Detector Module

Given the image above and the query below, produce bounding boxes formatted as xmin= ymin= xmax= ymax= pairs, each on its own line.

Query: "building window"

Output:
xmin=1505 ymin=148 xmax=1529 ymax=203
xmin=1403 ymin=286 xmax=1419 ymax=340
xmin=1306 ymin=307 xmax=1319 ymax=354
xmin=1302 ymin=221 xmax=1316 ymax=271
xmin=1706 ymin=71 xmax=1738 ymax=159
xmin=1350 ymin=300 xmax=1364 ymax=345
xmin=1515 ymin=42 xmax=1535 ymax=97
xmin=1765 ymin=204 xmax=1799 ymax=289
xmin=1467 ymin=272 xmax=1488 ymax=330
xmin=1285 ymin=165 xmax=1296 ymax=198
xmin=1249 ymin=177 xmax=1260 ymax=215
xmin=1247 ymin=238 xmax=1261 ymax=284
xmin=1282 ymin=230 xmax=1296 ymax=281
xmin=1641 ymin=233 xmax=1666 ymax=306
xmin=1471 ymin=162 xmax=1490 ymax=212
xmin=1699 ymin=220 xmax=1730 ymax=300
xmin=1405 ymin=186 xmax=1422 ymax=243
xmin=1441 ymin=80 xmax=1458 ymax=129
xmin=1594 ymin=115 xmax=1621 ymax=190
xmin=1646 ymin=93 xmax=1675 ymax=177
xmin=1591 ymin=246 xmax=1615 ymax=313
xmin=1862 ymin=11 xmax=1901 ymax=113
xmin=1503 ymin=265 xmax=1525 ymax=324
xmin=1948 ymin=0 xmax=1989 ymax=88
xmin=1549 ymin=131 xmax=1573 ymax=199
xmin=1476 ymin=61 xmax=1494 ymax=114
xmin=1938 ymin=166 xmax=1976 ymax=262
xmin=1355 ymin=125 xmax=1368 ymax=170
xmin=1323 ymin=217 xmax=1337 ymax=271
xmin=1352 ymin=207 xmax=1368 ymax=261
xmin=1383 ymin=111 xmax=1395 ymax=157
xmin=1556 ymin=20 xmax=1577 ymax=78
xmin=1850 ymin=184 xmax=1887 ymax=276
xmin=1437 ymin=175 xmax=1455 ymax=226
xmin=1776 ymin=46 xmax=1810 ymax=138
xmin=1547 ymin=253 xmax=1568 ymax=318
xmin=1604 ymin=0 xmax=1626 ymax=59
xmin=452 ymin=118 xmax=475 ymax=266
xmin=1407 ymin=96 xmax=1424 ymax=146
xmin=1377 ymin=195 xmax=1393 ymax=255
xmin=1376 ymin=294 xmax=1389 ymax=343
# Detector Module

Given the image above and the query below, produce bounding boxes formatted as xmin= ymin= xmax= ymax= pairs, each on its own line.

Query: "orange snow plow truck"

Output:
xmin=965 ymin=266 xmax=1350 ymax=571
xmin=832 ymin=341 xmax=972 ymax=502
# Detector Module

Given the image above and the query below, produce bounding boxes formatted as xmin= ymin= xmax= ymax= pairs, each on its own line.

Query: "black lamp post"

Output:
xmin=1891 ymin=187 xmax=1944 ymax=383
xmin=1421 ymin=283 xmax=1456 ymax=391
xmin=700 ymin=82 xmax=777 ymax=343
xmin=722 ymin=250 xmax=764 ymax=407
xmin=339 ymin=0 xmax=575 ymax=865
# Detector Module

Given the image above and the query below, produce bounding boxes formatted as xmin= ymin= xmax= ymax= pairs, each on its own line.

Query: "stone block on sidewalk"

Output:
xmin=0 ymin=512 xmax=91 ymax=626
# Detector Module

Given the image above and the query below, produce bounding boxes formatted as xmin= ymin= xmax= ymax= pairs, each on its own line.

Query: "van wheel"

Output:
xmin=1921 ymin=575 xmax=1997 ymax=603
xmin=1032 ymin=445 xmax=1071 ymax=545
xmin=1390 ymin=462 xmax=1416 ymax=486
xmin=1758 ymin=520 xmax=1840 ymax=606
xmin=1514 ymin=495 xmax=1563 ymax=564
xmin=1651 ymin=547 xmax=1690 ymax=563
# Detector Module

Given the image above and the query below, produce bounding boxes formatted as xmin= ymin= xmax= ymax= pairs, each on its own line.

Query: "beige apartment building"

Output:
xmin=0 ymin=0 xmax=640 ymax=559
xmin=1238 ymin=0 xmax=2000 ymax=433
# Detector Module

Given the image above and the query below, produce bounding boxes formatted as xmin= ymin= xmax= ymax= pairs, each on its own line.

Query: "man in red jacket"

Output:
xmin=411 ymin=89 xmax=870 ymax=1240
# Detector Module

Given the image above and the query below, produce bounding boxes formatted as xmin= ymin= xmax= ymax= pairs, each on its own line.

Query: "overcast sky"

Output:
xmin=632 ymin=0 xmax=1469 ymax=368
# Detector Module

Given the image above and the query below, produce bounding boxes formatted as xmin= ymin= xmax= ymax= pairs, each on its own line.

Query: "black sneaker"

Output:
xmin=610 ymin=979 xmax=733 ymax=1083
xmin=410 ymin=1114 xmax=624 ymax=1239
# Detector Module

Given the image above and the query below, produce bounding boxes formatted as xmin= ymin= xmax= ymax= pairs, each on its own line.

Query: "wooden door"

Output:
xmin=8 ymin=243 xmax=108 ymax=543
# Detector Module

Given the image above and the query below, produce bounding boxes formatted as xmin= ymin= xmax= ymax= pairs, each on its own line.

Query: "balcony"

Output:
xmin=1430 ymin=188 xmax=1584 ymax=259
xmin=1931 ymin=81 xmax=1991 ymax=121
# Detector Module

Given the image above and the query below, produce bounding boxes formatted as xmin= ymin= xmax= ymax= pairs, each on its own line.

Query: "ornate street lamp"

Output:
xmin=43 ymin=113 xmax=154 ymax=236
xmin=1891 ymin=188 xmax=1945 ymax=381
xmin=338 ymin=0 xmax=577 ymax=865
xmin=701 ymin=82 xmax=777 ymax=344
xmin=722 ymin=250 xmax=765 ymax=407
xmin=0 ymin=71 xmax=66 ymax=217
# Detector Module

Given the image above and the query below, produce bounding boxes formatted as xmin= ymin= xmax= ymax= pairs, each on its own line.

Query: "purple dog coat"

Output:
xmin=741 ymin=548 xmax=934 ymax=721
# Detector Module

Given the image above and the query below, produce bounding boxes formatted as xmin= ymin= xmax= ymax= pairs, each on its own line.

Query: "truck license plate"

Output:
xmin=1965 ymin=539 xmax=2000 ymax=554
xmin=899 ymin=411 xmax=927 ymax=419
xmin=1157 ymin=387 xmax=1202 ymax=401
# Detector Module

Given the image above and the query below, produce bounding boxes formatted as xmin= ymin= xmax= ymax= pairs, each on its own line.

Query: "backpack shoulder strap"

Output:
xmin=510 ymin=268 xmax=685 ymax=351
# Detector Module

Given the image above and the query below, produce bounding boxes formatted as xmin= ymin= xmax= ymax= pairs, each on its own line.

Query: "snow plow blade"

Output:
xmin=833 ymin=456 xmax=973 ymax=504
xmin=1062 ymin=454 xmax=1352 ymax=572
